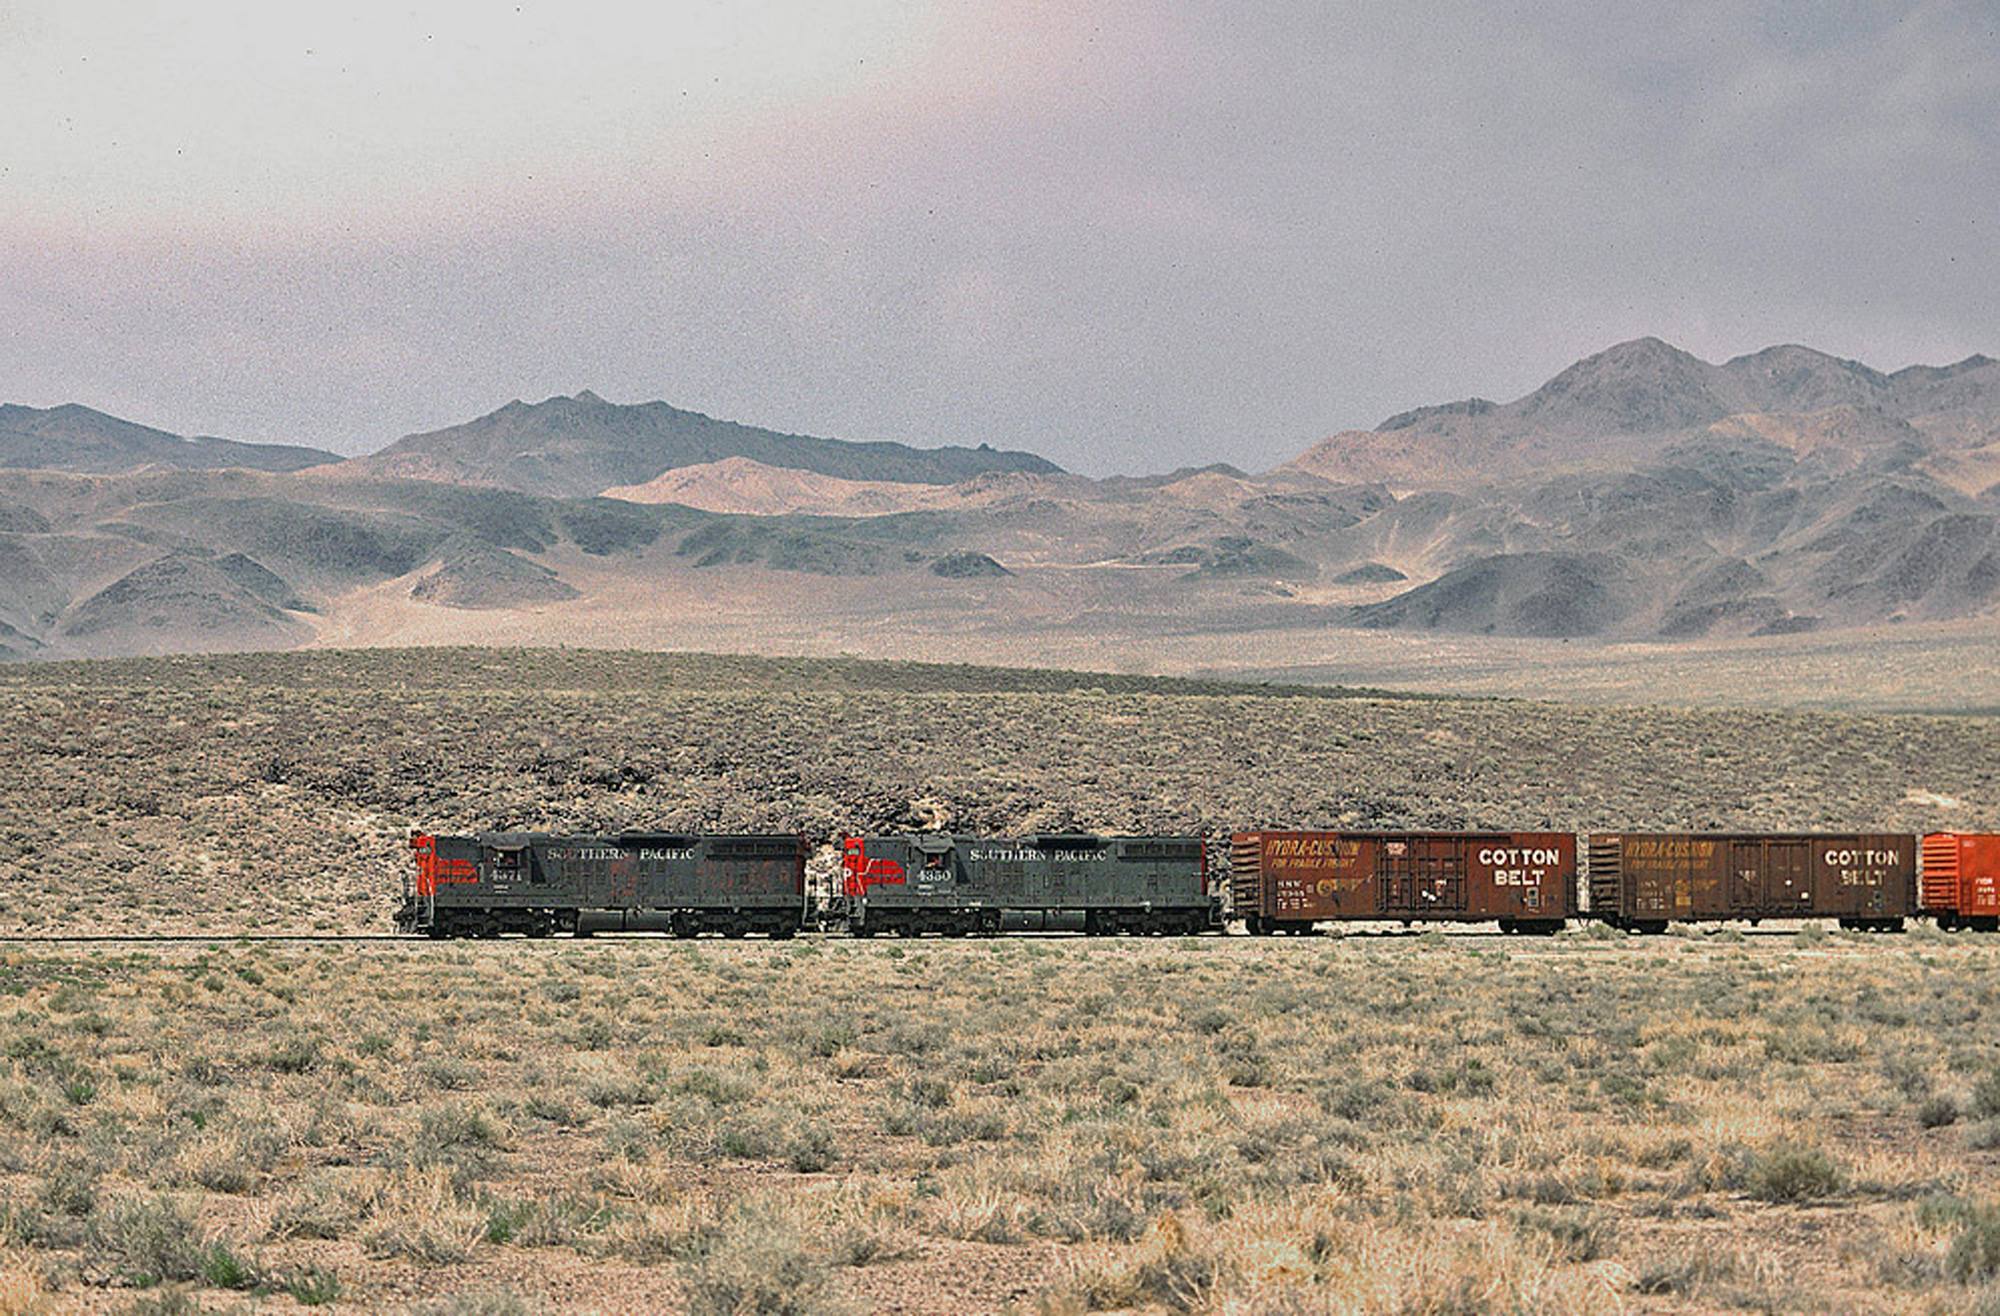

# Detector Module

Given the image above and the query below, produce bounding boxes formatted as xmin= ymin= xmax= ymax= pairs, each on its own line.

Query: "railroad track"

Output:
xmin=0 ymin=926 xmax=1847 ymax=944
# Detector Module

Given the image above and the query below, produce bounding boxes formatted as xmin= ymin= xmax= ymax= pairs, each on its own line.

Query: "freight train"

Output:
xmin=397 ymin=828 xmax=2000 ymax=938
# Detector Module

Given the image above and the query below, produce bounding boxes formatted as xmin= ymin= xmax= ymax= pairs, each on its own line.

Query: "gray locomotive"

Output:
xmin=399 ymin=832 xmax=807 ymax=938
xmin=838 ymin=832 xmax=1217 ymax=936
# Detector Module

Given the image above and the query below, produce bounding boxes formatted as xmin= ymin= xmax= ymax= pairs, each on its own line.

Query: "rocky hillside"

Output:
xmin=357 ymin=391 xmax=1061 ymax=498
xmin=0 ymin=403 xmax=341 ymax=474
xmin=1287 ymin=338 xmax=2000 ymax=488
xmin=1276 ymin=340 xmax=2000 ymax=637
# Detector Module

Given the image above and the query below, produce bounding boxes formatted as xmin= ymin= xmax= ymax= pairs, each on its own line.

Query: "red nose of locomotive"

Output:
xmin=840 ymin=836 xmax=906 ymax=897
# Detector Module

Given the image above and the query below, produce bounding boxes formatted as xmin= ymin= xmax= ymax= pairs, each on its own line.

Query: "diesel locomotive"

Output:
xmin=838 ymin=833 xmax=1217 ymax=936
xmin=399 ymin=832 xmax=807 ymax=939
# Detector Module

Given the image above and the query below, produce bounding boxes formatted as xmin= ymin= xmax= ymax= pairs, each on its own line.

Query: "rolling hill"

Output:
xmin=357 ymin=390 xmax=1061 ymax=497
xmin=0 ymin=403 xmax=341 ymax=474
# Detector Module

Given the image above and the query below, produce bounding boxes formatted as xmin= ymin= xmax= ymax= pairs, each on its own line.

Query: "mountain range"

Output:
xmin=1 ymin=339 xmax=1996 ymax=662
xmin=1286 ymin=337 xmax=2000 ymax=488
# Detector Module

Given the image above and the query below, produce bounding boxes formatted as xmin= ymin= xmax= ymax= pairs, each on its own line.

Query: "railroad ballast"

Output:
xmin=399 ymin=828 xmax=2000 ymax=938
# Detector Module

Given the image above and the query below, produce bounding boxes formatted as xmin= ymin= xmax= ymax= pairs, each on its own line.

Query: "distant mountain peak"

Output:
xmin=362 ymin=392 xmax=1061 ymax=497
xmin=1517 ymin=335 xmax=1724 ymax=432
xmin=0 ymin=401 xmax=340 ymax=476
xmin=1727 ymin=342 xmax=1837 ymax=364
xmin=1600 ymin=334 xmax=1689 ymax=358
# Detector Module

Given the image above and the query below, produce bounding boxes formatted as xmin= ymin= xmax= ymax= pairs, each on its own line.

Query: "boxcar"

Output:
xmin=1921 ymin=832 xmax=2000 ymax=932
xmin=1230 ymin=830 xmax=1576 ymax=934
xmin=1586 ymin=832 xmax=1916 ymax=932
xmin=399 ymin=832 xmax=807 ymax=938
xmin=838 ymin=833 xmax=1215 ymax=936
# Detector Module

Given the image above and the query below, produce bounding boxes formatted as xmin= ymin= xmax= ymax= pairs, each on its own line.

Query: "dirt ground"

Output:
xmin=1 ymin=936 xmax=1999 ymax=1313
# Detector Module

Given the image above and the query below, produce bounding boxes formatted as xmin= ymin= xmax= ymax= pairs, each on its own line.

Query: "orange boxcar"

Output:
xmin=1921 ymin=832 xmax=2000 ymax=931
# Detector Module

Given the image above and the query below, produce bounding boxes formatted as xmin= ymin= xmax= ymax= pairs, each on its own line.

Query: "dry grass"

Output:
xmin=0 ymin=939 xmax=1996 ymax=1311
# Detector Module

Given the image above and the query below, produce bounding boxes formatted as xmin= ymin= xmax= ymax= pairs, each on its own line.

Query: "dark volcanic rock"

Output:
xmin=1332 ymin=562 xmax=1408 ymax=584
xmin=0 ymin=500 xmax=51 ymax=534
xmin=57 ymin=553 xmax=309 ymax=647
xmin=1154 ymin=536 xmax=1317 ymax=581
xmin=0 ymin=618 xmax=43 ymax=661
xmin=409 ymin=541 xmax=579 ymax=610
xmin=930 ymin=551 xmax=1011 ymax=578
xmin=1352 ymin=552 xmax=1637 ymax=637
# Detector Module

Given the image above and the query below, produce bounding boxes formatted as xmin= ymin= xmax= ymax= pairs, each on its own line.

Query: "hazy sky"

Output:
xmin=2 ymin=1 xmax=1995 ymax=474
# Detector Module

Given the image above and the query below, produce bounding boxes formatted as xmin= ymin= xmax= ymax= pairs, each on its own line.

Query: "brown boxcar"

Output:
xmin=1586 ymin=832 xmax=1916 ymax=931
xmin=1231 ymin=831 xmax=1576 ymax=934
xmin=1921 ymin=833 xmax=2000 ymax=931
